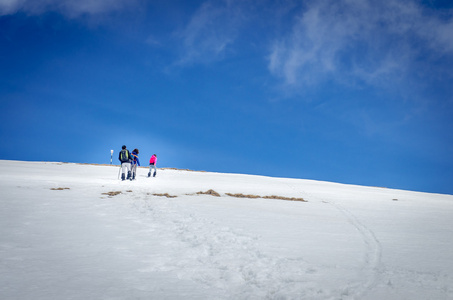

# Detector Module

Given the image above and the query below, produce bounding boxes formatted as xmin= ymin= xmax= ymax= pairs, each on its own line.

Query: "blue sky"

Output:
xmin=1 ymin=0 xmax=452 ymax=194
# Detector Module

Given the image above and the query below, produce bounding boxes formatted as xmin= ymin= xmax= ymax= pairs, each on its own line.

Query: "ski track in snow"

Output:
xmin=286 ymin=182 xmax=453 ymax=300
xmin=286 ymin=183 xmax=383 ymax=300
xmin=327 ymin=201 xmax=383 ymax=299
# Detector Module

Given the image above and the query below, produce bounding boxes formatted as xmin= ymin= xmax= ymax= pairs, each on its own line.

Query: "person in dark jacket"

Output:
xmin=118 ymin=145 xmax=132 ymax=181
xmin=131 ymin=148 xmax=140 ymax=180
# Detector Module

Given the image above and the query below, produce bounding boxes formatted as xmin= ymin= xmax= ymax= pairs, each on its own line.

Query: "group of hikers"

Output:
xmin=118 ymin=145 xmax=157 ymax=181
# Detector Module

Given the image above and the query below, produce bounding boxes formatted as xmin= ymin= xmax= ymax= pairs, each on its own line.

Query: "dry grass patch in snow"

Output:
xmin=153 ymin=193 xmax=178 ymax=198
xmin=197 ymin=189 xmax=221 ymax=197
xmin=225 ymin=193 xmax=260 ymax=199
xmin=226 ymin=193 xmax=306 ymax=202
xmin=262 ymin=195 xmax=306 ymax=202
xmin=102 ymin=191 xmax=122 ymax=197
xmin=50 ymin=187 xmax=70 ymax=190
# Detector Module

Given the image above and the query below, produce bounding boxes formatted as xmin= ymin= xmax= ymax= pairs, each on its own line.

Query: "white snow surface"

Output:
xmin=1 ymin=160 xmax=453 ymax=300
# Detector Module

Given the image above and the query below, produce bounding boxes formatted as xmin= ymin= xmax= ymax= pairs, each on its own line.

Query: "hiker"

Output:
xmin=148 ymin=154 xmax=157 ymax=177
xmin=118 ymin=145 xmax=132 ymax=181
xmin=131 ymin=148 xmax=140 ymax=180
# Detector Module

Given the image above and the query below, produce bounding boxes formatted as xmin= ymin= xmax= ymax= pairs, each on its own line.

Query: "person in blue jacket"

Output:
xmin=131 ymin=148 xmax=140 ymax=180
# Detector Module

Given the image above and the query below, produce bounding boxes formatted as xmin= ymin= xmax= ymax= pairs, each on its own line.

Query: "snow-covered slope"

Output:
xmin=1 ymin=160 xmax=452 ymax=300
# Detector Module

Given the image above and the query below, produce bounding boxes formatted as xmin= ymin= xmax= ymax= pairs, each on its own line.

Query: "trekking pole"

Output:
xmin=118 ymin=165 xmax=121 ymax=180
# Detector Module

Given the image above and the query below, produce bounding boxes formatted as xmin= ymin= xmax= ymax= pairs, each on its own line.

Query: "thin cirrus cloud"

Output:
xmin=174 ymin=0 xmax=248 ymax=66
xmin=0 ymin=0 xmax=136 ymax=17
xmin=267 ymin=0 xmax=453 ymax=90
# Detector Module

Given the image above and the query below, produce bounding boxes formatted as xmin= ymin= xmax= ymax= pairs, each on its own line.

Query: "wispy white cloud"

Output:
xmin=174 ymin=0 xmax=249 ymax=65
xmin=0 ymin=0 xmax=135 ymax=18
xmin=268 ymin=0 xmax=453 ymax=89
xmin=0 ymin=0 xmax=23 ymax=15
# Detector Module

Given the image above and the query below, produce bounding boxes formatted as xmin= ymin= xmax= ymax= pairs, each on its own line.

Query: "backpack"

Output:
xmin=120 ymin=149 xmax=129 ymax=163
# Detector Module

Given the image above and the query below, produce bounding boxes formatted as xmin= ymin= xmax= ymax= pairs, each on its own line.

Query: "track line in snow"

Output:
xmin=286 ymin=183 xmax=383 ymax=300
xmin=329 ymin=201 xmax=383 ymax=298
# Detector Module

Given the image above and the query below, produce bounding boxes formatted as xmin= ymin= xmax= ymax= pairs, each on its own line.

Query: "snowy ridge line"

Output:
xmin=9 ymin=161 xmax=207 ymax=172
xmin=76 ymin=162 xmax=208 ymax=172
xmin=4 ymin=160 xmax=453 ymax=196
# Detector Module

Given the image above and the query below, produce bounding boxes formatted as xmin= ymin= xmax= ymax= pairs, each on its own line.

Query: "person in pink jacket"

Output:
xmin=148 ymin=154 xmax=157 ymax=177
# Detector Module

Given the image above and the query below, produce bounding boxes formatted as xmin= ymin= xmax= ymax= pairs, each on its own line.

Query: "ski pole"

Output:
xmin=118 ymin=164 xmax=121 ymax=180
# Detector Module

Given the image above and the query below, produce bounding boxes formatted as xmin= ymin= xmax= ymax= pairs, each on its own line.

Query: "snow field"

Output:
xmin=1 ymin=160 xmax=452 ymax=299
